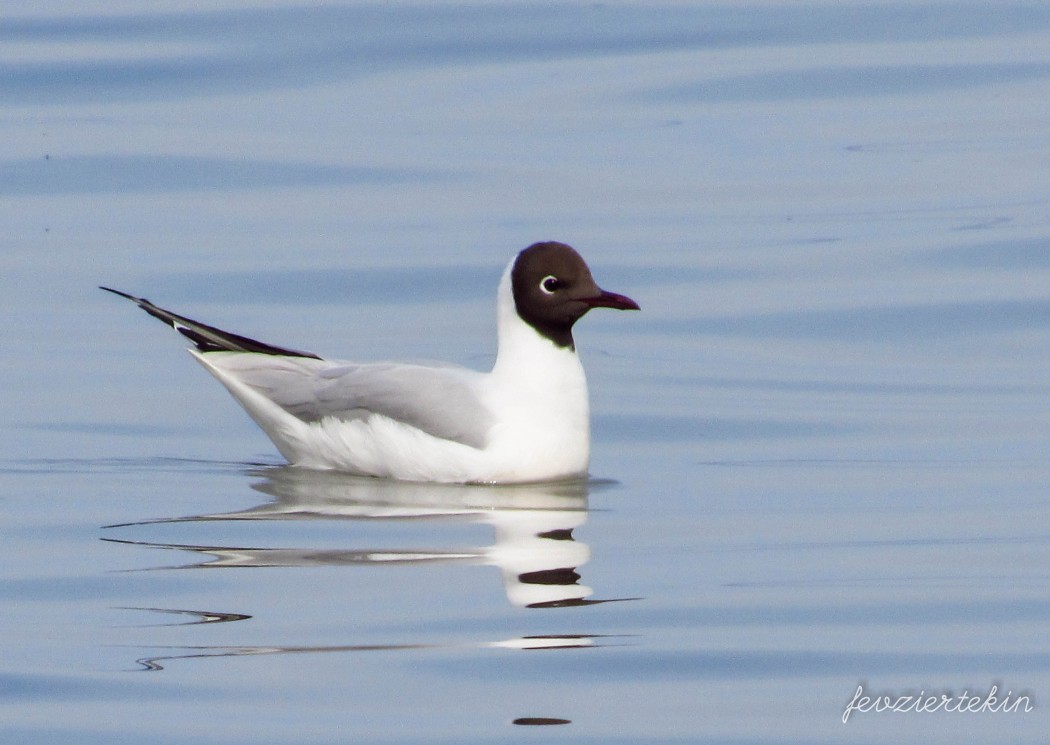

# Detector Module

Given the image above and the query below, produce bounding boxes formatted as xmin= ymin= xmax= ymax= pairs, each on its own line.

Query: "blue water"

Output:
xmin=3 ymin=2 xmax=1050 ymax=743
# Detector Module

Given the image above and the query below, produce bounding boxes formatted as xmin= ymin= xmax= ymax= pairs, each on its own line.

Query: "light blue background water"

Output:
xmin=3 ymin=2 xmax=1050 ymax=742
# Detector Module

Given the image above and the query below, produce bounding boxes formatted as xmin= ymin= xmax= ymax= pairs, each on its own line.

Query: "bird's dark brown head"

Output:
xmin=511 ymin=241 xmax=639 ymax=349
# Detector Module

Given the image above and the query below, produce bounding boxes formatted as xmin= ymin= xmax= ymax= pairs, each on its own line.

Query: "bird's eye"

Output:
xmin=540 ymin=275 xmax=560 ymax=294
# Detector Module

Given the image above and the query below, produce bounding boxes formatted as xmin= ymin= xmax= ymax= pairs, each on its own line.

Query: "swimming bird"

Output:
xmin=101 ymin=241 xmax=639 ymax=483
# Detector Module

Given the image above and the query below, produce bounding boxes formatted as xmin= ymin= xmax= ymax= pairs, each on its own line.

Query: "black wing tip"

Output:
xmin=100 ymin=286 xmax=156 ymax=308
xmin=100 ymin=286 xmax=136 ymax=300
xmin=100 ymin=285 xmax=324 ymax=360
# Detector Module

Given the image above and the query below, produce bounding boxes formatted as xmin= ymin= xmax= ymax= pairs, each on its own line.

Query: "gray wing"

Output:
xmin=222 ymin=356 xmax=494 ymax=449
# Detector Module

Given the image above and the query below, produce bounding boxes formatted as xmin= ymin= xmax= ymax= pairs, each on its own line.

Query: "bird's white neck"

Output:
xmin=486 ymin=260 xmax=592 ymax=479
xmin=491 ymin=260 xmax=585 ymax=385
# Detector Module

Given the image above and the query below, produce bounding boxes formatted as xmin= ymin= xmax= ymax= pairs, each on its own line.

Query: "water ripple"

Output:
xmin=0 ymin=154 xmax=447 ymax=196
xmin=4 ymin=4 xmax=1048 ymax=102
xmin=653 ymin=298 xmax=1050 ymax=340
xmin=647 ymin=62 xmax=1050 ymax=103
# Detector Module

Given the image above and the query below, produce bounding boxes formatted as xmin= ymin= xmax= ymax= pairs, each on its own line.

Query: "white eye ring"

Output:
xmin=540 ymin=275 xmax=560 ymax=295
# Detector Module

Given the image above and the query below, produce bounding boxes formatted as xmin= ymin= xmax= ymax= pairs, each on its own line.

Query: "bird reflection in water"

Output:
xmin=106 ymin=466 xmax=634 ymax=670
xmin=111 ymin=466 xmax=620 ymax=607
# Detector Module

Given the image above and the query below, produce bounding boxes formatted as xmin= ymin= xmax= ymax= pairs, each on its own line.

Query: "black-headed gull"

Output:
xmin=102 ymin=241 xmax=639 ymax=483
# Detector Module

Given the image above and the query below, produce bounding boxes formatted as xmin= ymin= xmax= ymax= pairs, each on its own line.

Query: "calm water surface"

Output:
xmin=3 ymin=2 xmax=1050 ymax=743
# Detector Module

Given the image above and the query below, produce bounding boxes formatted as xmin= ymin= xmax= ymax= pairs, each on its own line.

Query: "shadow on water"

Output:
xmin=104 ymin=466 xmax=637 ymax=671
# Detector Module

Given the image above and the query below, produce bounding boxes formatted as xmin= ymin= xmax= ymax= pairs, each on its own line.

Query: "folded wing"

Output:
xmin=205 ymin=354 xmax=494 ymax=449
xmin=101 ymin=287 xmax=494 ymax=450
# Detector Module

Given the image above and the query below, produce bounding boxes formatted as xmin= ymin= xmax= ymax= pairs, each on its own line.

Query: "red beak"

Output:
xmin=583 ymin=289 xmax=640 ymax=311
